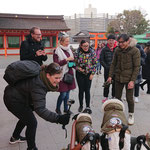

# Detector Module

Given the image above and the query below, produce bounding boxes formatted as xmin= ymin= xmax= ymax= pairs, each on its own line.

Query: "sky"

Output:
xmin=0 ymin=0 xmax=150 ymax=19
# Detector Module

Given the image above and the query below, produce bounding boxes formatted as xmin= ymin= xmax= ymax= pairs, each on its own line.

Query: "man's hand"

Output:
xmin=89 ymin=74 xmax=94 ymax=80
xmin=107 ymin=77 xmax=112 ymax=83
xmin=36 ymin=50 xmax=46 ymax=56
xmin=128 ymin=81 xmax=134 ymax=89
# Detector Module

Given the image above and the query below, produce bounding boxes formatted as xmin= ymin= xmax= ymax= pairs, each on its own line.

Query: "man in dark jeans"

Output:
xmin=20 ymin=26 xmax=47 ymax=66
xmin=100 ymin=34 xmax=116 ymax=103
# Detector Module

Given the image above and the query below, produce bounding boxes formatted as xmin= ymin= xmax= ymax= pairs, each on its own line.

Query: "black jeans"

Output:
xmin=4 ymin=100 xmax=37 ymax=149
xmin=134 ymin=83 xmax=140 ymax=97
xmin=104 ymin=68 xmax=115 ymax=97
xmin=76 ymin=71 xmax=92 ymax=108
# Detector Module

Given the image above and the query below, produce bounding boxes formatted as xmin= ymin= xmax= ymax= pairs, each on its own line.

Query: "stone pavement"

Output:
xmin=0 ymin=55 xmax=150 ymax=150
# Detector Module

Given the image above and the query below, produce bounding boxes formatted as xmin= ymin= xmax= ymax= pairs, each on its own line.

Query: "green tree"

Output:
xmin=107 ymin=10 xmax=149 ymax=35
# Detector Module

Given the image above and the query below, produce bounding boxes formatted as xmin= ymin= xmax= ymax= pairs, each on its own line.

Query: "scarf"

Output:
xmin=55 ymin=45 xmax=74 ymax=79
xmin=40 ymin=69 xmax=58 ymax=92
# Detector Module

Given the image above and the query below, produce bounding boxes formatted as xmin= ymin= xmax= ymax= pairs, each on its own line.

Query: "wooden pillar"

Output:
xmin=95 ymin=34 xmax=98 ymax=50
xmin=4 ymin=33 xmax=7 ymax=57
xmin=56 ymin=33 xmax=58 ymax=47
xmin=22 ymin=34 xmax=25 ymax=41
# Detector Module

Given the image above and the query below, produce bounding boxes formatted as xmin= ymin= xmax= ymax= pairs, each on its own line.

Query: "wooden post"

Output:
xmin=56 ymin=33 xmax=58 ymax=47
xmin=4 ymin=33 xmax=7 ymax=57
xmin=95 ymin=33 xmax=98 ymax=50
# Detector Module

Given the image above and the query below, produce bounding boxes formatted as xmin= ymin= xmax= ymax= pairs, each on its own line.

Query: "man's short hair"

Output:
xmin=30 ymin=27 xmax=40 ymax=34
xmin=117 ymin=34 xmax=129 ymax=42
xmin=107 ymin=34 xmax=116 ymax=40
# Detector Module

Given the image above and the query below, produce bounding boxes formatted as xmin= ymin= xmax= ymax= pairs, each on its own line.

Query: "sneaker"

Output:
xmin=9 ymin=136 xmax=26 ymax=144
xmin=102 ymin=97 xmax=108 ymax=103
xmin=99 ymin=70 xmax=101 ymax=74
xmin=128 ymin=113 xmax=134 ymax=125
xmin=78 ymin=106 xmax=83 ymax=112
xmin=83 ymin=107 xmax=92 ymax=114
xmin=134 ymin=97 xmax=139 ymax=103
xmin=55 ymin=109 xmax=62 ymax=115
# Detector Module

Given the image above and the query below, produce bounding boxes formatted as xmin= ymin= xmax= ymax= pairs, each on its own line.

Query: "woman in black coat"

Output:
xmin=3 ymin=62 xmax=70 ymax=150
xmin=141 ymin=42 xmax=150 ymax=94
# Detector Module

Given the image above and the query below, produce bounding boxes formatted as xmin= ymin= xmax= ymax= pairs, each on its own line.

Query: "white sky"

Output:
xmin=0 ymin=0 xmax=150 ymax=19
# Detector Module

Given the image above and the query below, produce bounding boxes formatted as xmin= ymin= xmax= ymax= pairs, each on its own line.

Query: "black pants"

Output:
xmin=76 ymin=71 xmax=92 ymax=108
xmin=134 ymin=83 xmax=140 ymax=97
xmin=147 ymin=80 xmax=150 ymax=93
xmin=4 ymin=100 xmax=37 ymax=149
xmin=104 ymin=69 xmax=115 ymax=97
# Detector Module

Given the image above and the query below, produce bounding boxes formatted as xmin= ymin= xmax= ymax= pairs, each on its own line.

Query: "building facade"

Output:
xmin=0 ymin=13 xmax=69 ymax=56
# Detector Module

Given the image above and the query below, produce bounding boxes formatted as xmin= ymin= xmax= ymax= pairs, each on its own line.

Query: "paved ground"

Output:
xmin=0 ymin=55 xmax=150 ymax=150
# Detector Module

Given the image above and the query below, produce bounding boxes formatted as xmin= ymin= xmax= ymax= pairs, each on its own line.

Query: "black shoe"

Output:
xmin=83 ymin=107 xmax=92 ymax=114
xmin=9 ymin=136 xmax=26 ymax=144
xmin=78 ymin=106 xmax=83 ymax=112
xmin=64 ymin=110 xmax=73 ymax=114
xmin=140 ymin=84 xmax=144 ymax=90
xmin=27 ymin=147 xmax=38 ymax=150
xmin=55 ymin=109 xmax=62 ymax=115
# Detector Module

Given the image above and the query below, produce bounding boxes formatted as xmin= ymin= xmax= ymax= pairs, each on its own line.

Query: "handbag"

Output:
xmin=63 ymin=73 xmax=74 ymax=84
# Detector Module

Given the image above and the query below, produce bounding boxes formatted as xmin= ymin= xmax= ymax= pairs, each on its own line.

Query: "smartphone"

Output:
xmin=68 ymin=62 xmax=76 ymax=68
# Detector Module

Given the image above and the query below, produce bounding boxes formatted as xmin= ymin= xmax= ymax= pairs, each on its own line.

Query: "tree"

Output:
xmin=107 ymin=10 xmax=150 ymax=35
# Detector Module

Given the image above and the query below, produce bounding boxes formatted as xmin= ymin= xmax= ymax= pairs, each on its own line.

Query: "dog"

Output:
xmin=101 ymin=99 xmax=131 ymax=150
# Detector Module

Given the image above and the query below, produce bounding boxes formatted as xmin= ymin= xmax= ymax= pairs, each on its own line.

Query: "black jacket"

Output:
xmin=20 ymin=35 xmax=47 ymax=66
xmin=142 ymin=52 xmax=150 ymax=80
xmin=4 ymin=75 xmax=58 ymax=123
xmin=100 ymin=45 xmax=116 ymax=71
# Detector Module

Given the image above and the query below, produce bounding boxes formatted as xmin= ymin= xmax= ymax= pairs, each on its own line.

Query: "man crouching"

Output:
xmin=101 ymin=99 xmax=131 ymax=150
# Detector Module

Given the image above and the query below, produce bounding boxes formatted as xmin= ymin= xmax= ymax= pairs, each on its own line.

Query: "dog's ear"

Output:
xmin=72 ymin=113 xmax=79 ymax=120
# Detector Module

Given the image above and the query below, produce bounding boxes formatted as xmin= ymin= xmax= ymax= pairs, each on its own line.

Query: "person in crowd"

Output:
xmin=53 ymin=36 xmax=76 ymax=114
xmin=3 ymin=62 xmax=70 ymax=150
xmin=74 ymin=40 xmax=97 ymax=114
xmin=20 ymin=26 xmax=47 ymax=66
xmin=107 ymin=34 xmax=140 ymax=125
xmin=129 ymin=37 xmax=146 ymax=103
xmin=95 ymin=43 xmax=102 ymax=75
xmin=100 ymin=34 xmax=117 ymax=103
xmin=141 ymin=41 xmax=150 ymax=94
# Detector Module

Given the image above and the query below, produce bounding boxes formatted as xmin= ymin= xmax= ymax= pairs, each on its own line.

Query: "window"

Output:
xmin=8 ymin=36 xmax=20 ymax=48
xmin=42 ymin=36 xmax=50 ymax=47
xmin=52 ymin=36 xmax=56 ymax=47
xmin=0 ymin=36 xmax=3 ymax=48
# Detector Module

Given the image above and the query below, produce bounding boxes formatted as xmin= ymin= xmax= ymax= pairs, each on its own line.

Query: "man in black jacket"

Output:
xmin=20 ymin=27 xmax=47 ymax=66
xmin=100 ymin=34 xmax=116 ymax=103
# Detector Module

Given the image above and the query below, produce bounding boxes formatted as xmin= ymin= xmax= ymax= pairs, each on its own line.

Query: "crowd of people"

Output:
xmin=3 ymin=26 xmax=150 ymax=150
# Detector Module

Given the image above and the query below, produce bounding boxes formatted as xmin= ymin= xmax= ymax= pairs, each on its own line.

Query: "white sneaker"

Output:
xmin=128 ymin=113 xmax=134 ymax=125
xmin=134 ymin=97 xmax=139 ymax=103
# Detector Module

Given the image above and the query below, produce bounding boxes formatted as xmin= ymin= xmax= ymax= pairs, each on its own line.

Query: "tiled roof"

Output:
xmin=0 ymin=13 xmax=70 ymax=31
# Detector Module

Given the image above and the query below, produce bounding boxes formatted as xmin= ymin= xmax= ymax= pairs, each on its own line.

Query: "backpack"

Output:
xmin=3 ymin=60 xmax=41 ymax=86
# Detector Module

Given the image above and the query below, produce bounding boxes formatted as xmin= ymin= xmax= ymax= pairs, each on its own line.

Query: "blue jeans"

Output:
xmin=96 ymin=60 xmax=101 ymax=72
xmin=56 ymin=91 xmax=70 ymax=111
